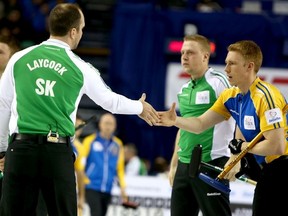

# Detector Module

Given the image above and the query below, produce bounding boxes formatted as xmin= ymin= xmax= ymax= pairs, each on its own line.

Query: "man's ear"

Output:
xmin=70 ymin=28 xmax=77 ymax=39
xmin=203 ymin=52 xmax=210 ymax=62
xmin=247 ymin=61 xmax=255 ymax=71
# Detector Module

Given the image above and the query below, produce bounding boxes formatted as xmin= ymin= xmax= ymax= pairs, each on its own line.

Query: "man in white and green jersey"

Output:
xmin=168 ymin=35 xmax=235 ymax=216
xmin=0 ymin=3 xmax=159 ymax=216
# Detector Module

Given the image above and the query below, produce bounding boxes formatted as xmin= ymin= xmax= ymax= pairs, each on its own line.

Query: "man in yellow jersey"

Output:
xmin=156 ymin=40 xmax=288 ymax=216
xmin=77 ymin=112 xmax=128 ymax=216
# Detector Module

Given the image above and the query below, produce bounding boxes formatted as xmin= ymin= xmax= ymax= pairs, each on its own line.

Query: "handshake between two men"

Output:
xmin=138 ymin=100 xmax=254 ymax=184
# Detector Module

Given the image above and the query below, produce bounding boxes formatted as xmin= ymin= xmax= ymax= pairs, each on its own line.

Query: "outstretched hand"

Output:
xmin=155 ymin=102 xmax=177 ymax=127
xmin=138 ymin=93 xmax=160 ymax=126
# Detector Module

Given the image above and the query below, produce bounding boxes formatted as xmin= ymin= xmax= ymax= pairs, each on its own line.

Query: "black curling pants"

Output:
xmin=171 ymin=158 xmax=231 ymax=216
xmin=0 ymin=139 xmax=77 ymax=216
xmin=252 ymin=156 xmax=288 ymax=216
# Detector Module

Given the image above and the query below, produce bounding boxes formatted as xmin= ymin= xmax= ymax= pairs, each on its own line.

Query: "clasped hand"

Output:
xmin=138 ymin=93 xmax=160 ymax=126
xmin=139 ymin=99 xmax=178 ymax=127
xmin=155 ymin=102 xmax=177 ymax=127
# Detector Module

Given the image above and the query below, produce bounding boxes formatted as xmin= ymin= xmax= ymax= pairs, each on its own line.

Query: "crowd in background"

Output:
xmin=0 ymin=0 xmax=76 ymax=48
xmin=0 ymin=0 xmax=246 ymax=50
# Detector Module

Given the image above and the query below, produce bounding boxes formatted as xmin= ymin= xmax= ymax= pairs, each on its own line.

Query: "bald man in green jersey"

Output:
xmin=0 ymin=3 xmax=159 ymax=216
xmin=168 ymin=34 xmax=235 ymax=216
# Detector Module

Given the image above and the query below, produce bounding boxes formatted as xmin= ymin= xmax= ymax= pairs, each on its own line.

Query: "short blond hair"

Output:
xmin=228 ymin=40 xmax=263 ymax=73
xmin=183 ymin=34 xmax=211 ymax=54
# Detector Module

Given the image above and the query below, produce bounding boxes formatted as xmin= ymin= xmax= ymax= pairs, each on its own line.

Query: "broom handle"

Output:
xmin=238 ymin=176 xmax=257 ymax=185
xmin=201 ymin=161 xmax=257 ymax=185
xmin=78 ymin=208 xmax=82 ymax=216
xmin=217 ymin=132 xmax=263 ymax=180
xmin=75 ymin=115 xmax=97 ymax=131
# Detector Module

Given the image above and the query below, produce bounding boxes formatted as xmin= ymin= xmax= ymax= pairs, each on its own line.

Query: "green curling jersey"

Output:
xmin=0 ymin=39 xmax=143 ymax=152
xmin=177 ymin=68 xmax=235 ymax=163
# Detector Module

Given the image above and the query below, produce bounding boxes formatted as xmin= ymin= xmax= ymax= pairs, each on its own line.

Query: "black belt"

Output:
xmin=13 ymin=133 xmax=69 ymax=144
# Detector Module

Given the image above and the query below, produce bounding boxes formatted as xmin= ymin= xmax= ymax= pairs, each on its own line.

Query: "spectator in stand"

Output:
xmin=0 ymin=1 xmax=32 ymax=46
xmin=19 ymin=0 xmax=77 ymax=44
xmin=124 ymin=143 xmax=147 ymax=176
